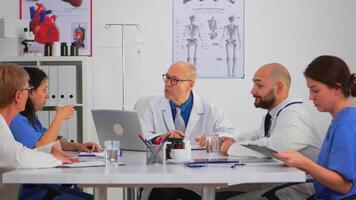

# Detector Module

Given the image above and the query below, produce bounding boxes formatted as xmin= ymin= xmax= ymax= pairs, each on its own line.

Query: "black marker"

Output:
xmin=230 ymin=162 xmax=245 ymax=168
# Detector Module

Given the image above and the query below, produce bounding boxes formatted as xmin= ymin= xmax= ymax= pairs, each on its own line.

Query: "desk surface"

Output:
xmin=3 ymin=151 xmax=305 ymax=187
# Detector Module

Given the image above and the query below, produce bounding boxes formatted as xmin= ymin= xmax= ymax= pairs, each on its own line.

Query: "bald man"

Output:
xmin=221 ymin=63 xmax=321 ymax=157
xmin=142 ymin=61 xmax=235 ymax=144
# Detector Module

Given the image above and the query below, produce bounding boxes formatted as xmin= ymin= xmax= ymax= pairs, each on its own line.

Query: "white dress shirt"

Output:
xmin=0 ymin=114 xmax=61 ymax=200
xmin=228 ymin=97 xmax=322 ymax=157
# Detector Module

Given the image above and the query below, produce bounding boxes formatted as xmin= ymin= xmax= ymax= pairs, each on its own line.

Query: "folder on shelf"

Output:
xmin=50 ymin=110 xmax=68 ymax=140
xmin=57 ymin=66 xmax=67 ymax=105
xmin=67 ymin=110 xmax=77 ymax=142
xmin=48 ymin=66 xmax=58 ymax=106
xmin=38 ymin=65 xmax=49 ymax=78
xmin=66 ymin=65 xmax=77 ymax=104
xmin=37 ymin=110 xmax=49 ymax=128
xmin=57 ymin=65 xmax=77 ymax=105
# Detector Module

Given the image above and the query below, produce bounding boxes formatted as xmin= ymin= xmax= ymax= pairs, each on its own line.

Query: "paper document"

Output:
xmin=60 ymin=161 xmax=107 ymax=168
xmin=79 ymin=152 xmax=105 ymax=158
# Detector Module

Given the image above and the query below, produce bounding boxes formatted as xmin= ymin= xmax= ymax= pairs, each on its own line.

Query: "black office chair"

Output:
xmin=261 ymin=179 xmax=314 ymax=200
xmin=215 ymin=191 xmax=246 ymax=200
xmin=261 ymin=179 xmax=356 ymax=200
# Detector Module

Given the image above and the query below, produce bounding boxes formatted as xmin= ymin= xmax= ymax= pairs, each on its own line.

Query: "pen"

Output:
xmin=78 ymin=154 xmax=96 ymax=157
xmin=185 ymin=163 xmax=207 ymax=168
xmin=230 ymin=162 xmax=245 ymax=168
xmin=138 ymin=134 xmax=155 ymax=152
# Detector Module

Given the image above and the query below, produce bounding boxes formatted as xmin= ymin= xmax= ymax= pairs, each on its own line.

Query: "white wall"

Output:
xmin=2 ymin=0 xmax=356 ymax=140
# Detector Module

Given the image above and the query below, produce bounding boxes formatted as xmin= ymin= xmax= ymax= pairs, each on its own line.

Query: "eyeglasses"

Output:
xmin=19 ymin=85 xmax=34 ymax=92
xmin=162 ymin=74 xmax=191 ymax=86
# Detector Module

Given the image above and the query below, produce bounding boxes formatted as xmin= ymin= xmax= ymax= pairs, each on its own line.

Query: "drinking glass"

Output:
xmin=104 ymin=140 xmax=120 ymax=167
xmin=206 ymin=133 xmax=220 ymax=158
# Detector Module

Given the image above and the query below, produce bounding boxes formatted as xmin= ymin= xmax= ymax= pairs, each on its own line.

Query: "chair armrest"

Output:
xmin=261 ymin=179 xmax=313 ymax=200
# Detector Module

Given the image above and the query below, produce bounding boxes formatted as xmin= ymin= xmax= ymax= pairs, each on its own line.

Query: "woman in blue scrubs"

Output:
xmin=10 ymin=67 xmax=100 ymax=152
xmin=276 ymin=55 xmax=356 ymax=199
xmin=10 ymin=67 xmax=100 ymax=200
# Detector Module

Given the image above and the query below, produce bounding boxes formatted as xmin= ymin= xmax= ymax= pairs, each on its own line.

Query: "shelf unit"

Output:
xmin=0 ymin=56 xmax=89 ymax=143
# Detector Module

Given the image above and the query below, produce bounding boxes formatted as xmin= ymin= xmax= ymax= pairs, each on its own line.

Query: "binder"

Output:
xmin=37 ymin=110 xmax=49 ymax=128
xmin=48 ymin=66 xmax=58 ymax=106
xmin=50 ymin=110 xmax=68 ymax=140
xmin=38 ymin=65 xmax=49 ymax=78
xmin=67 ymin=110 xmax=77 ymax=142
xmin=66 ymin=65 xmax=77 ymax=104
xmin=57 ymin=66 xmax=67 ymax=105
xmin=57 ymin=65 xmax=77 ymax=105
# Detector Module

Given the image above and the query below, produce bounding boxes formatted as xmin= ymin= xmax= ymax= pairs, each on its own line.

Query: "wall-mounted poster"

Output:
xmin=20 ymin=0 xmax=92 ymax=56
xmin=173 ymin=0 xmax=244 ymax=78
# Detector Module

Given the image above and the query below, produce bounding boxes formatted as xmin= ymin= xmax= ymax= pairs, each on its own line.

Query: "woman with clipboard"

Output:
xmin=275 ymin=55 xmax=356 ymax=199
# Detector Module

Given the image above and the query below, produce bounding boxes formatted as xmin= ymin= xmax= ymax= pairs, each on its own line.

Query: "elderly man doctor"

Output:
xmin=141 ymin=61 xmax=235 ymax=200
xmin=141 ymin=61 xmax=235 ymax=145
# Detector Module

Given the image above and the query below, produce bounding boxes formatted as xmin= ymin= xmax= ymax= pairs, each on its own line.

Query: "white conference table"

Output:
xmin=3 ymin=150 xmax=305 ymax=200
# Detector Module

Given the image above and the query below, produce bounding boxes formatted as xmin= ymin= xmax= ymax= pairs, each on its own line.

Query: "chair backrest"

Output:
xmin=134 ymin=95 xmax=160 ymax=118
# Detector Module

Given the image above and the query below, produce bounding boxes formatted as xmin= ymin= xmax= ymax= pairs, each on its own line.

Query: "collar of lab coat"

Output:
xmin=158 ymin=91 xmax=205 ymax=135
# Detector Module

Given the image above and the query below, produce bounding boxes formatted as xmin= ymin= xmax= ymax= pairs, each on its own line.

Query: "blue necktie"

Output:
xmin=174 ymin=108 xmax=185 ymax=132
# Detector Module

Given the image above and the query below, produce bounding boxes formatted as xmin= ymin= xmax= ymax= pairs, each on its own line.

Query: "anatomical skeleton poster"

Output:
xmin=173 ymin=0 xmax=244 ymax=78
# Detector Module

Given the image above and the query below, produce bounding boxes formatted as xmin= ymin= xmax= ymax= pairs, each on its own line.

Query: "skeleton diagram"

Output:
xmin=208 ymin=16 xmax=218 ymax=40
xmin=183 ymin=0 xmax=236 ymax=4
xmin=182 ymin=15 xmax=202 ymax=65
xmin=220 ymin=15 xmax=241 ymax=77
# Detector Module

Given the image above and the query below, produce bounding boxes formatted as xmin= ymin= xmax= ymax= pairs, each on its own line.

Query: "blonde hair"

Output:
xmin=0 ymin=63 xmax=29 ymax=108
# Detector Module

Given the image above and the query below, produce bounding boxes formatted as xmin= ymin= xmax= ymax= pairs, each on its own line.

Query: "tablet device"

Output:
xmin=241 ymin=144 xmax=278 ymax=159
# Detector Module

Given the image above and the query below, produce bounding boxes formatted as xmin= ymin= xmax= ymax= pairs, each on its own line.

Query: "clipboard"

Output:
xmin=241 ymin=144 xmax=278 ymax=159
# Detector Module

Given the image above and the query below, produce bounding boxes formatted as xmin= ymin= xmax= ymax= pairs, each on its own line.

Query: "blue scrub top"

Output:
xmin=10 ymin=114 xmax=46 ymax=149
xmin=314 ymin=107 xmax=356 ymax=199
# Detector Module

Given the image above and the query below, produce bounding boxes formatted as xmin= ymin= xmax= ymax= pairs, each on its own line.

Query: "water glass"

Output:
xmin=206 ymin=133 xmax=220 ymax=157
xmin=104 ymin=140 xmax=120 ymax=167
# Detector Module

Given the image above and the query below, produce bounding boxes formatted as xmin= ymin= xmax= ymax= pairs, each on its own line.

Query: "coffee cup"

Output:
xmin=170 ymin=149 xmax=187 ymax=161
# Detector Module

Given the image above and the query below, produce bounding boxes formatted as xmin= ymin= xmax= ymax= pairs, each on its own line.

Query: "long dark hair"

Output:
xmin=21 ymin=67 xmax=48 ymax=127
xmin=304 ymin=55 xmax=356 ymax=98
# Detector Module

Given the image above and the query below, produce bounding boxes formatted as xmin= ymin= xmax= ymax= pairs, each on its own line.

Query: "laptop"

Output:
xmin=91 ymin=109 xmax=147 ymax=151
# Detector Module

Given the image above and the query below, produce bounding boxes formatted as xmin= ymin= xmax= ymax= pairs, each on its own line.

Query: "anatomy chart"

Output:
xmin=20 ymin=0 xmax=92 ymax=56
xmin=173 ymin=0 xmax=244 ymax=78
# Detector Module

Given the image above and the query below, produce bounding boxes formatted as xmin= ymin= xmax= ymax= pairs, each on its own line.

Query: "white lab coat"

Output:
xmin=0 ymin=114 xmax=61 ymax=200
xmin=228 ymin=98 xmax=321 ymax=157
xmin=219 ymin=98 xmax=320 ymax=199
xmin=141 ymin=92 xmax=236 ymax=144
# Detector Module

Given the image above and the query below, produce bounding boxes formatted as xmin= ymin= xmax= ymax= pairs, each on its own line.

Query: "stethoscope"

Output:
xmin=265 ymin=101 xmax=303 ymax=137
